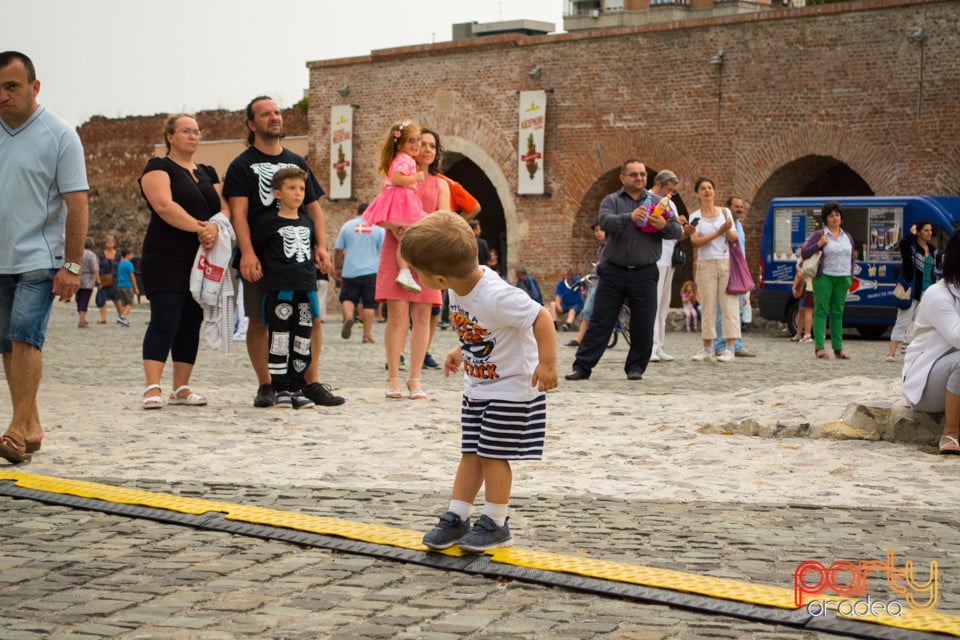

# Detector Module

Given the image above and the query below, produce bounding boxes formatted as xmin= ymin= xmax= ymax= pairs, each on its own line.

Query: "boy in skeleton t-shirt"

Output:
xmin=255 ymin=168 xmax=320 ymax=409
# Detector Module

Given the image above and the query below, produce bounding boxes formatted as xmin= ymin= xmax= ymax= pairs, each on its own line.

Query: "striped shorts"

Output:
xmin=460 ymin=394 xmax=546 ymax=461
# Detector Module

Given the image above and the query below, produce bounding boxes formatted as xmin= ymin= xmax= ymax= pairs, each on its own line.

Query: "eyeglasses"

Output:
xmin=178 ymin=129 xmax=203 ymax=137
xmin=624 ymin=172 xmax=646 ymax=178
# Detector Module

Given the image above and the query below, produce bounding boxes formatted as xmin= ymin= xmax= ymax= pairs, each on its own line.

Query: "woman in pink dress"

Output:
xmin=378 ymin=126 xmax=449 ymax=399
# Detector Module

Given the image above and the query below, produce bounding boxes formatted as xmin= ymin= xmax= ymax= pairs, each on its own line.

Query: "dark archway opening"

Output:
xmin=442 ymin=153 xmax=506 ymax=274
xmin=751 ymin=155 xmax=873 ymax=279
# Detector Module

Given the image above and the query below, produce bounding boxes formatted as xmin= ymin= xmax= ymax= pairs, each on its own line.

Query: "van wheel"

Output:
xmin=786 ymin=301 xmax=799 ymax=337
xmin=856 ymin=325 xmax=888 ymax=339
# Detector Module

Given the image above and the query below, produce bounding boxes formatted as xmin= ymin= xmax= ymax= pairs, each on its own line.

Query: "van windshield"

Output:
xmin=771 ymin=205 xmax=904 ymax=263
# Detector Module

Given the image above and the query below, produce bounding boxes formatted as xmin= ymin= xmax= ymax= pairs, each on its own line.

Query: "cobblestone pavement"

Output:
xmin=0 ymin=304 xmax=956 ymax=638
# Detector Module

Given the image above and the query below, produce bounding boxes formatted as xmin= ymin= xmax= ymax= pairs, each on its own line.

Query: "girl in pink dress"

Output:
xmin=362 ymin=121 xmax=426 ymax=293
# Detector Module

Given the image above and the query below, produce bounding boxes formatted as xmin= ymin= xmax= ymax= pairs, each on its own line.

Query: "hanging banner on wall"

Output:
xmin=329 ymin=105 xmax=353 ymax=200
xmin=517 ymin=90 xmax=546 ymax=195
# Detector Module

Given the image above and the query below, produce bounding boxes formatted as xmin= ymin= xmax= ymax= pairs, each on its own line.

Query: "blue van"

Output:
xmin=757 ymin=196 xmax=960 ymax=337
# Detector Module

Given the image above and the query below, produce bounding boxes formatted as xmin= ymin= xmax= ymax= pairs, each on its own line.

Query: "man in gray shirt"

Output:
xmin=565 ymin=159 xmax=682 ymax=381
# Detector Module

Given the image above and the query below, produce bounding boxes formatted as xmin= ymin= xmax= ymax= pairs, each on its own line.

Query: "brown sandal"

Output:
xmin=834 ymin=350 xmax=852 ymax=360
xmin=0 ymin=433 xmax=29 ymax=464
xmin=815 ymin=349 xmax=830 ymax=359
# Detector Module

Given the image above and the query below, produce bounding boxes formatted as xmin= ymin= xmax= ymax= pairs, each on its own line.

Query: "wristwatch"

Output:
xmin=63 ymin=262 xmax=81 ymax=275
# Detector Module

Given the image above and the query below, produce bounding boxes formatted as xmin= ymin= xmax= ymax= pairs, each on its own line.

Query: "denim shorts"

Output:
xmin=0 ymin=269 xmax=57 ymax=353
xmin=582 ymin=283 xmax=598 ymax=321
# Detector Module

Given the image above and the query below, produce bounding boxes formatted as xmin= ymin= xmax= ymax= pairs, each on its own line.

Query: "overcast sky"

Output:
xmin=3 ymin=0 xmax=564 ymax=127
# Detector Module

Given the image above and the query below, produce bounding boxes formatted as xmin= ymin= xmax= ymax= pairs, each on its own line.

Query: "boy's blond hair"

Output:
xmin=400 ymin=211 xmax=478 ymax=279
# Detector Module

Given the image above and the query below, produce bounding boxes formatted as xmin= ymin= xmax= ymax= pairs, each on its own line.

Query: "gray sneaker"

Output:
xmin=290 ymin=391 xmax=315 ymax=410
xmin=422 ymin=511 xmax=470 ymax=550
xmin=457 ymin=515 xmax=512 ymax=553
xmin=274 ymin=390 xmax=293 ymax=408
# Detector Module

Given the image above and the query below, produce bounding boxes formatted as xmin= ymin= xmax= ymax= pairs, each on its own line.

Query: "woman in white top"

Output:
xmin=902 ymin=228 xmax=960 ymax=454
xmin=799 ymin=202 xmax=856 ymax=360
xmin=688 ymin=177 xmax=740 ymax=362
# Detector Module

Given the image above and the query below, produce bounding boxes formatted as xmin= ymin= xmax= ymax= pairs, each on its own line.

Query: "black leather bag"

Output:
xmin=671 ymin=242 xmax=685 ymax=268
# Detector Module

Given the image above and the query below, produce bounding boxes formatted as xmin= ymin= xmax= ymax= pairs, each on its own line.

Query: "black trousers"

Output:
xmin=572 ymin=262 xmax=658 ymax=376
xmin=265 ymin=290 xmax=313 ymax=392
xmin=142 ymin=291 xmax=202 ymax=364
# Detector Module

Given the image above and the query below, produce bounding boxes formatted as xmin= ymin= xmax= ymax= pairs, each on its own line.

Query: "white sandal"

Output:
xmin=939 ymin=435 xmax=960 ymax=455
xmin=143 ymin=384 xmax=163 ymax=410
xmin=168 ymin=385 xmax=207 ymax=406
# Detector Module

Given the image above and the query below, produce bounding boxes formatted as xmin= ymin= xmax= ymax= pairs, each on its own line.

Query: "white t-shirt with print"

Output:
xmin=449 ymin=266 xmax=544 ymax=402
xmin=689 ymin=208 xmax=732 ymax=261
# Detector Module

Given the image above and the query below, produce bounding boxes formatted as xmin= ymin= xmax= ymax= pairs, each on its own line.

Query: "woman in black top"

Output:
xmin=138 ymin=114 xmax=229 ymax=409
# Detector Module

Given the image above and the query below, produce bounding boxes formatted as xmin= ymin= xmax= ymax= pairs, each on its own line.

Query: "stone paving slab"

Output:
xmin=2 ymin=479 xmax=956 ymax=638
xmin=1 ymin=305 xmax=957 ymax=637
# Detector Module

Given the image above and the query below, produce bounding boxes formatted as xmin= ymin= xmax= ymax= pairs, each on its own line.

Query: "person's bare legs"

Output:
xmin=305 ymin=318 xmax=322 ymax=385
xmin=480 ymin=458 xmax=512 ymax=505
xmin=143 ymin=358 xmax=165 ymax=401
xmin=450 ymin=453 xmax=484 ymax=504
xmin=3 ymin=342 xmax=43 ymax=446
xmin=800 ymin=307 xmax=813 ymax=339
xmin=888 ymin=340 xmax=901 ymax=359
xmin=99 ymin=304 xmax=107 ymax=323
xmin=360 ymin=306 xmax=376 ymax=341
xmin=574 ymin=319 xmax=589 ymax=344
xmin=384 ymin=299 xmax=409 ymax=394
xmin=246 ymin=322 xmax=271 ymax=386
xmin=341 ymin=300 xmax=356 ymax=327
xmin=426 ymin=311 xmax=440 ymax=354
xmin=407 ymin=302 xmax=430 ymax=396
xmin=171 ymin=360 xmax=196 ymax=398
xmin=943 ymin=391 xmax=960 ymax=441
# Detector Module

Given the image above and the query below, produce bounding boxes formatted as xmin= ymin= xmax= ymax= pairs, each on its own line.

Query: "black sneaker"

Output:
xmin=302 ymin=382 xmax=345 ymax=407
xmin=253 ymin=384 xmax=275 ymax=408
xmin=291 ymin=391 xmax=315 ymax=410
xmin=422 ymin=511 xmax=470 ymax=550
xmin=274 ymin=390 xmax=293 ymax=408
xmin=457 ymin=515 xmax=513 ymax=553
xmin=423 ymin=352 xmax=440 ymax=369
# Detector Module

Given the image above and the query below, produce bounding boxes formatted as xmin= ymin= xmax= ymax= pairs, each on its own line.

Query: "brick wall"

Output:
xmin=307 ymin=0 xmax=960 ymax=291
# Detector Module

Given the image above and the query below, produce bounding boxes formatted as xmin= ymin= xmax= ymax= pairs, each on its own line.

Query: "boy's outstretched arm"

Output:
xmin=444 ymin=346 xmax=463 ymax=378
xmin=531 ymin=307 xmax=558 ymax=392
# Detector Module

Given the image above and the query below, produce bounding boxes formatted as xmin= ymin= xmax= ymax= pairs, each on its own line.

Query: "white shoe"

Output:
xmin=716 ymin=349 xmax=735 ymax=363
xmin=656 ymin=348 xmax=675 ymax=362
xmin=395 ymin=268 xmax=421 ymax=294
xmin=648 ymin=352 xmax=661 ymax=362
xmin=691 ymin=350 xmax=715 ymax=362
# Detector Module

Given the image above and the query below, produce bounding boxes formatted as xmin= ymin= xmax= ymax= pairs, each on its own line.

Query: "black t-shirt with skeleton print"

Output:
xmin=255 ymin=213 xmax=317 ymax=292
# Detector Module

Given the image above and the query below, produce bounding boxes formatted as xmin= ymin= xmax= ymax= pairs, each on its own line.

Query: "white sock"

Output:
xmin=448 ymin=500 xmax=472 ymax=521
xmin=482 ymin=502 xmax=509 ymax=527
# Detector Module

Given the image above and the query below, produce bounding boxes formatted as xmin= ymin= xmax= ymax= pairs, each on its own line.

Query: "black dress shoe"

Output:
xmin=626 ymin=370 xmax=643 ymax=380
xmin=564 ymin=369 xmax=590 ymax=381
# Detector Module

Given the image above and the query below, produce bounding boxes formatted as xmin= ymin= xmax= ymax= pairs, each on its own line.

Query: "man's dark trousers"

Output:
xmin=571 ymin=262 xmax=658 ymax=377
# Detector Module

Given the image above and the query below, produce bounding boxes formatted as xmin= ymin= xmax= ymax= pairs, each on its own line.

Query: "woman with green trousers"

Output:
xmin=800 ymin=202 xmax=856 ymax=360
